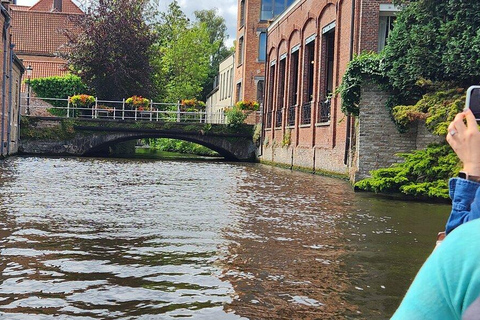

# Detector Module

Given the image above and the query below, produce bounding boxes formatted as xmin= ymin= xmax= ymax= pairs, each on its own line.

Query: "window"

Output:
xmin=260 ymin=0 xmax=295 ymax=20
xmin=378 ymin=15 xmax=396 ymax=51
xmin=229 ymin=68 xmax=233 ymax=97
xmin=377 ymin=4 xmax=401 ymax=51
xmin=225 ymin=70 xmax=230 ymax=100
xmin=260 ymin=0 xmax=273 ymax=20
xmin=318 ymin=28 xmax=335 ymax=123
xmin=220 ymin=73 xmax=224 ymax=100
xmin=258 ymin=32 xmax=267 ymax=62
xmin=289 ymin=48 xmax=299 ymax=107
xmin=304 ymin=39 xmax=315 ymax=103
xmin=256 ymin=79 xmax=264 ymax=105
xmin=266 ymin=62 xmax=276 ymax=128
xmin=276 ymin=58 xmax=286 ymax=127
xmin=236 ymin=82 xmax=242 ymax=102
xmin=240 ymin=0 xmax=245 ymax=27
xmin=277 ymin=57 xmax=286 ymax=110
xmin=302 ymin=38 xmax=315 ymax=125
xmin=238 ymin=36 xmax=244 ymax=65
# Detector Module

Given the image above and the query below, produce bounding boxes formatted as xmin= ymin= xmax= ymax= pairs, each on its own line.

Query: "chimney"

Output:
xmin=53 ymin=0 xmax=62 ymax=12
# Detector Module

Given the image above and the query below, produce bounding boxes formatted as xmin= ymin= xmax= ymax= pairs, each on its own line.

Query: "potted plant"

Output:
xmin=181 ymin=99 xmax=206 ymax=112
xmin=235 ymin=100 xmax=260 ymax=112
xmin=126 ymin=95 xmax=150 ymax=111
xmin=70 ymin=94 xmax=95 ymax=117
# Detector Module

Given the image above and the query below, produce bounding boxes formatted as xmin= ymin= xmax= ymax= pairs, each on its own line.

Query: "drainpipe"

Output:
xmin=0 ymin=4 xmax=11 ymax=158
xmin=6 ymin=39 xmax=13 ymax=154
xmin=344 ymin=0 xmax=356 ymax=165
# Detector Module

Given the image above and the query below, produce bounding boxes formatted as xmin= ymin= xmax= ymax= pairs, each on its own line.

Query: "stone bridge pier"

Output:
xmin=19 ymin=117 xmax=258 ymax=161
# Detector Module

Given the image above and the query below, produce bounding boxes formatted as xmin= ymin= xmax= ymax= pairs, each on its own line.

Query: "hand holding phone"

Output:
xmin=465 ymin=85 xmax=480 ymax=121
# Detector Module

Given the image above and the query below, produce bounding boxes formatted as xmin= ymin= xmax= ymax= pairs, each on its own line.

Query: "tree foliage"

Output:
xmin=342 ymin=0 xmax=480 ymax=198
xmin=153 ymin=1 xmax=225 ymax=103
xmin=194 ymin=9 xmax=232 ymax=100
xmin=384 ymin=0 xmax=480 ymax=102
xmin=64 ymin=0 xmax=157 ymax=100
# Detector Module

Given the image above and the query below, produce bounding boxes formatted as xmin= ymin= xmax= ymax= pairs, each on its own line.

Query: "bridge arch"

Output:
xmin=19 ymin=117 xmax=258 ymax=162
xmin=84 ymin=133 xmax=242 ymax=160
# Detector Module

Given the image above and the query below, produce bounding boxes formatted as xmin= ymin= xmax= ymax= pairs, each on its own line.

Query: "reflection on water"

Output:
xmin=0 ymin=157 xmax=450 ymax=319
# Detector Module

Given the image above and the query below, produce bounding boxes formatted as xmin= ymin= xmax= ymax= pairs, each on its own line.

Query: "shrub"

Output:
xmin=355 ymin=144 xmax=459 ymax=199
xmin=29 ymin=74 xmax=90 ymax=116
xmin=225 ymin=106 xmax=248 ymax=127
xmin=391 ymin=87 xmax=465 ymax=134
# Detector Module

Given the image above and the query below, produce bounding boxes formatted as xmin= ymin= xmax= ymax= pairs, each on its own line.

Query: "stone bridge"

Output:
xmin=19 ymin=117 xmax=258 ymax=161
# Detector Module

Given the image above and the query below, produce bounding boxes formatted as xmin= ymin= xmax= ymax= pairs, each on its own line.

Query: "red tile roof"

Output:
xmin=18 ymin=0 xmax=83 ymax=14
xmin=10 ymin=0 xmax=83 ymax=80
xmin=11 ymin=10 xmax=81 ymax=56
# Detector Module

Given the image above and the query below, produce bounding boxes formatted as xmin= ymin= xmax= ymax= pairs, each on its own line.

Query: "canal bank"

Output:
xmin=0 ymin=156 xmax=450 ymax=319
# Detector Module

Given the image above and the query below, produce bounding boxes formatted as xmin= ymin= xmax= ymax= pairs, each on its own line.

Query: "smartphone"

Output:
xmin=465 ymin=85 xmax=480 ymax=120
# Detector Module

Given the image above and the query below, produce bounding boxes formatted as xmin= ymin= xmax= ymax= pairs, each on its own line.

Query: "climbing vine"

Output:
xmin=339 ymin=52 xmax=388 ymax=116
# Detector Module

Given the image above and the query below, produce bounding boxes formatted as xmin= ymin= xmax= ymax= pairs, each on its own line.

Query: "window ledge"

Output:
xmin=299 ymin=124 xmax=311 ymax=128
xmin=315 ymin=122 xmax=331 ymax=127
xmin=286 ymin=125 xmax=295 ymax=129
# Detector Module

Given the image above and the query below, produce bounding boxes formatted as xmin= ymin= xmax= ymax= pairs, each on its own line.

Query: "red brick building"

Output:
xmin=261 ymin=0 xmax=399 ymax=175
xmin=10 ymin=0 xmax=83 ymax=82
xmin=234 ymin=0 xmax=296 ymax=105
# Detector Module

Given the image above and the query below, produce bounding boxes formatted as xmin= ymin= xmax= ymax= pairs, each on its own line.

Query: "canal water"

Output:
xmin=0 ymin=156 xmax=450 ymax=319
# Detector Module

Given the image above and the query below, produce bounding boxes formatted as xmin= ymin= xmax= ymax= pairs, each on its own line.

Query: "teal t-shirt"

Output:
xmin=391 ymin=218 xmax=480 ymax=319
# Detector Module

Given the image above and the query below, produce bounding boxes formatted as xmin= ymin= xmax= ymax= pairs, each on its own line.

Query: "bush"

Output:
xmin=225 ymin=107 xmax=248 ymax=127
xmin=29 ymin=74 xmax=90 ymax=116
xmin=29 ymin=74 xmax=90 ymax=104
xmin=391 ymin=87 xmax=465 ymax=134
xmin=355 ymin=144 xmax=459 ymax=199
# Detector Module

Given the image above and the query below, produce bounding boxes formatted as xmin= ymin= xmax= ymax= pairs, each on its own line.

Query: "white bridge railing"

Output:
xmin=21 ymin=96 xmax=227 ymax=124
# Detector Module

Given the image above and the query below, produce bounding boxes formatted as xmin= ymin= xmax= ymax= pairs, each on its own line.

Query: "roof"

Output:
xmin=11 ymin=0 xmax=83 ymax=57
xmin=12 ymin=0 xmax=83 ymax=14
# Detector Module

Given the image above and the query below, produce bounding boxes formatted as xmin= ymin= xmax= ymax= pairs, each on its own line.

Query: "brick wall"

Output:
xmin=234 ymin=0 xmax=267 ymax=104
xmin=352 ymin=82 xmax=444 ymax=182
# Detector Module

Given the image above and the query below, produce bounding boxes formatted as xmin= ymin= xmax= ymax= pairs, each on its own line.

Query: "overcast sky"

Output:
xmin=15 ymin=0 xmax=238 ymax=46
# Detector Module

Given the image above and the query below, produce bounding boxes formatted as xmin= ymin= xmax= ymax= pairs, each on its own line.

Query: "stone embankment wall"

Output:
xmin=350 ymin=82 xmax=444 ymax=182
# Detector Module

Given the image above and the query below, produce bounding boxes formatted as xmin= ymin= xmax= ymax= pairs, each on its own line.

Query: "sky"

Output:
xmin=15 ymin=0 xmax=238 ymax=47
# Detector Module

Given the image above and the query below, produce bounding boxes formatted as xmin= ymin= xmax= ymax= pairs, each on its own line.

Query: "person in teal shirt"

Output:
xmin=391 ymin=218 xmax=480 ymax=319
xmin=392 ymin=110 xmax=480 ymax=319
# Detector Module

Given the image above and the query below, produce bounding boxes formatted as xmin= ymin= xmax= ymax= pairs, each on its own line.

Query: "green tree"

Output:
xmin=153 ymin=1 xmax=215 ymax=102
xmin=194 ymin=9 xmax=232 ymax=100
xmin=64 ymin=0 xmax=158 ymax=100
xmin=384 ymin=0 xmax=480 ymax=102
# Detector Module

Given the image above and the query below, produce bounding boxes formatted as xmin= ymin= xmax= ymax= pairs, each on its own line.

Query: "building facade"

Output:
xmin=261 ymin=0 xmax=399 ymax=175
xmin=234 ymin=0 xmax=295 ymax=106
xmin=206 ymin=53 xmax=235 ymax=123
xmin=10 ymin=0 xmax=83 ymax=82
xmin=0 ymin=1 xmax=25 ymax=158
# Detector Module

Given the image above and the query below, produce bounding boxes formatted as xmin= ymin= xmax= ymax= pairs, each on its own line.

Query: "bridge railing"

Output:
xmin=21 ymin=96 xmax=227 ymax=124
